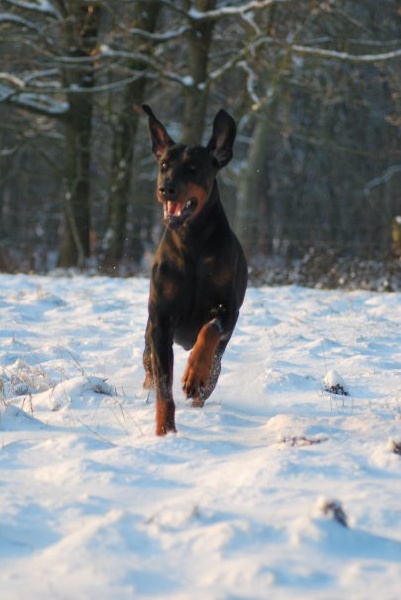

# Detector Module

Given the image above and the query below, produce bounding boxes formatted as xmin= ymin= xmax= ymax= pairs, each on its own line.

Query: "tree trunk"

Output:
xmin=102 ymin=2 xmax=160 ymax=269
xmin=182 ymin=0 xmax=217 ymax=145
xmin=57 ymin=5 xmax=101 ymax=268
xmin=236 ymin=117 xmax=273 ymax=259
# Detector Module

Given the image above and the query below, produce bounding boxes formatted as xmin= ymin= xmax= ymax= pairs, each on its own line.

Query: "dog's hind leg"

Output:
xmin=143 ymin=320 xmax=154 ymax=390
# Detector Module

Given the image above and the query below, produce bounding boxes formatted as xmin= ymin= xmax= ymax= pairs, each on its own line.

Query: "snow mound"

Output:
xmin=0 ymin=404 xmax=43 ymax=431
xmin=324 ymin=369 xmax=349 ymax=396
xmin=32 ymin=375 xmax=114 ymax=411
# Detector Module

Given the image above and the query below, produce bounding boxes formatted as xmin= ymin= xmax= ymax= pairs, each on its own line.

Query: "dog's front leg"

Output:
xmin=181 ymin=318 xmax=223 ymax=406
xmin=149 ymin=319 xmax=176 ymax=436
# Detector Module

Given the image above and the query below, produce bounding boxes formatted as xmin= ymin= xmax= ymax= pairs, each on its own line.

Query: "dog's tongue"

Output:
xmin=166 ymin=201 xmax=184 ymax=217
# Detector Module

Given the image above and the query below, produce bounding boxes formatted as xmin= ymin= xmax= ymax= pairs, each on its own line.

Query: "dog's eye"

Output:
xmin=187 ymin=163 xmax=197 ymax=173
xmin=160 ymin=161 xmax=168 ymax=172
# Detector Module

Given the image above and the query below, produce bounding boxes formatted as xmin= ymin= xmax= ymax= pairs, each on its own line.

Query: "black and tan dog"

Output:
xmin=142 ymin=104 xmax=247 ymax=436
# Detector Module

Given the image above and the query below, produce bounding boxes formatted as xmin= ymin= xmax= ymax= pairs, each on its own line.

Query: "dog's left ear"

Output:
xmin=142 ymin=104 xmax=175 ymax=159
xmin=207 ymin=109 xmax=236 ymax=169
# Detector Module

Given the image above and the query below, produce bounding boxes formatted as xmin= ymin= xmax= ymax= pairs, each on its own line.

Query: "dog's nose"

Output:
xmin=159 ymin=183 xmax=176 ymax=200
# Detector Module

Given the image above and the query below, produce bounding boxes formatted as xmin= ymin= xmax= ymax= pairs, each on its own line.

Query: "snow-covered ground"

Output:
xmin=0 ymin=273 xmax=400 ymax=599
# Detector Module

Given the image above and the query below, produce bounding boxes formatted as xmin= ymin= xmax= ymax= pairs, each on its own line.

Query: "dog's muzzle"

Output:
xmin=163 ymin=198 xmax=198 ymax=228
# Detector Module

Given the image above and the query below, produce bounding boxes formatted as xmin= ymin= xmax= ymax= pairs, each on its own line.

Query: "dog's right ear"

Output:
xmin=207 ymin=109 xmax=236 ymax=169
xmin=142 ymin=104 xmax=175 ymax=159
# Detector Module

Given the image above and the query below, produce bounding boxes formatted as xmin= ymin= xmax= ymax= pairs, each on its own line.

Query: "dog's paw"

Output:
xmin=155 ymin=399 xmax=176 ymax=436
xmin=181 ymin=367 xmax=200 ymax=398
xmin=156 ymin=419 xmax=177 ymax=436
xmin=191 ymin=396 xmax=205 ymax=408
xmin=181 ymin=363 xmax=206 ymax=400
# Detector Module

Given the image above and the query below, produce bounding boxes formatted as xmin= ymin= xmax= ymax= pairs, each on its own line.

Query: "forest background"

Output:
xmin=0 ymin=0 xmax=400 ymax=290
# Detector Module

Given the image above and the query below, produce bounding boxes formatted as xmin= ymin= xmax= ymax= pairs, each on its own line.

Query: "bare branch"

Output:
xmin=364 ymin=166 xmax=401 ymax=196
xmin=0 ymin=12 xmax=42 ymax=31
xmin=3 ymin=0 xmax=61 ymax=19
xmin=36 ymin=46 xmax=194 ymax=88
xmin=24 ymin=68 xmax=59 ymax=85
xmin=0 ymin=83 xmax=68 ymax=115
xmin=188 ymin=0 xmax=291 ymax=21
xmin=0 ymin=66 xmax=191 ymax=103
xmin=0 ymin=72 xmax=25 ymax=88
xmin=292 ymin=44 xmax=401 ymax=63
xmin=237 ymin=60 xmax=260 ymax=106
xmin=124 ymin=25 xmax=189 ymax=43
xmin=152 ymin=0 xmax=290 ymax=23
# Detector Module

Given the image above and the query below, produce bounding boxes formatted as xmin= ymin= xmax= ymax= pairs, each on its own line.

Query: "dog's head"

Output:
xmin=142 ymin=104 xmax=236 ymax=230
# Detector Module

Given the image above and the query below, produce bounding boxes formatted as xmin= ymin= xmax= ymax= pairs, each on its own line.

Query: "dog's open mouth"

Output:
xmin=163 ymin=198 xmax=198 ymax=228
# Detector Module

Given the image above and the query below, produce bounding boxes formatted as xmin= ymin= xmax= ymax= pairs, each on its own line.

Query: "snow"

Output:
xmin=182 ymin=75 xmax=194 ymax=87
xmin=324 ymin=369 xmax=349 ymax=396
xmin=0 ymin=273 xmax=400 ymax=599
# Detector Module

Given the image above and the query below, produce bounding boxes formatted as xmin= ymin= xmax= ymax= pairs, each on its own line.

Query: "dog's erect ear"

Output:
xmin=206 ymin=109 xmax=236 ymax=169
xmin=142 ymin=104 xmax=175 ymax=159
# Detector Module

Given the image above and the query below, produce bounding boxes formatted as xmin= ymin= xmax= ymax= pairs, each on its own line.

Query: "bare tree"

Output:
xmin=181 ymin=0 xmax=217 ymax=144
xmin=235 ymin=0 xmax=401 ymax=262
xmin=102 ymin=1 xmax=161 ymax=269
xmin=58 ymin=2 xmax=102 ymax=268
